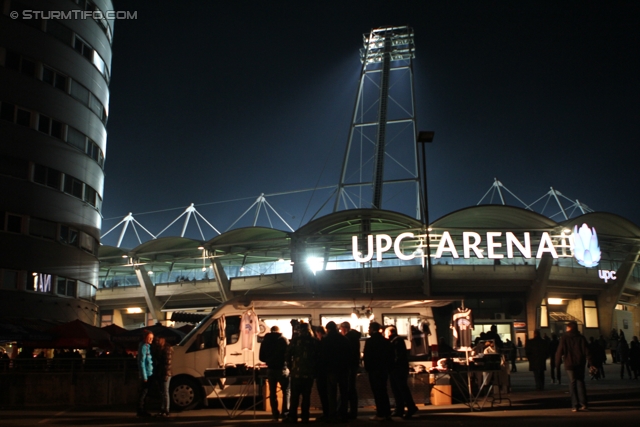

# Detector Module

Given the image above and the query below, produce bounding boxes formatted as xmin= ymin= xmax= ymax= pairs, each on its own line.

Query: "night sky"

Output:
xmin=102 ymin=1 xmax=640 ymax=248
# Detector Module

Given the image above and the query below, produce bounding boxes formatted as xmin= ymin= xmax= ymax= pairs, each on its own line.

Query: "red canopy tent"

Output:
xmin=101 ymin=323 xmax=127 ymax=337
xmin=47 ymin=319 xmax=112 ymax=349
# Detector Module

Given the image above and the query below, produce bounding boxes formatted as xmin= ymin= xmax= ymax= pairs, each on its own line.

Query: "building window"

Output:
xmin=57 ymin=277 xmax=77 ymax=297
xmin=1 ymin=269 xmax=19 ymax=290
xmin=0 ymin=102 xmax=15 ymax=121
xmin=29 ymin=217 xmax=57 ymax=240
xmin=0 ymin=154 xmax=28 ymax=180
xmin=73 ymin=35 xmax=94 ymax=61
xmin=16 ymin=108 xmax=31 ymax=127
xmin=45 ymin=19 xmax=74 ymax=45
xmin=539 ymin=302 xmax=549 ymax=328
xmin=66 ymin=126 xmax=87 ymax=151
xmin=60 ymin=225 xmax=79 ymax=246
xmin=6 ymin=214 xmax=23 ymax=233
xmin=42 ymin=66 xmax=68 ymax=92
xmin=584 ymin=300 xmax=599 ymax=328
xmin=64 ymin=175 xmax=84 ymax=199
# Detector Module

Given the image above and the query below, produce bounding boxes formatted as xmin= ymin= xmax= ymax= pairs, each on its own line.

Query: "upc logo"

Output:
xmin=572 ymin=223 xmax=601 ymax=268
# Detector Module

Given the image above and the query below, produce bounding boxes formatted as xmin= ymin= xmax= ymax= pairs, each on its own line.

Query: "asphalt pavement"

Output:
xmin=2 ymin=361 xmax=639 ymax=426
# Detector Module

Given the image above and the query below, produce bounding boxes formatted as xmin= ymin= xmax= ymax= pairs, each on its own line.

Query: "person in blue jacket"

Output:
xmin=137 ymin=330 xmax=154 ymax=417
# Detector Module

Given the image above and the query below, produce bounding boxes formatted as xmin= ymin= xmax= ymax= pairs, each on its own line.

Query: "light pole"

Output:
xmin=417 ymin=131 xmax=434 ymax=296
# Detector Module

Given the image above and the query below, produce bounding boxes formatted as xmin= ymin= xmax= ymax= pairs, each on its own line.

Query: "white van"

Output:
xmin=169 ymin=294 xmax=450 ymax=410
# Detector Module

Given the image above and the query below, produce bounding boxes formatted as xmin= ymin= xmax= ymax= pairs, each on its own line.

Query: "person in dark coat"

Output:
xmin=587 ymin=336 xmax=604 ymax=380
xmin=525 ymin=329 xmax=548 ymax=390
xmin=320 ymin=321 xmax=351 ymax=422
xmin=339 ymin=321 xmax=361 ymax=419
xmin=548 ymin=333 xmax=561 ymax=384
xmin=385 ymin=326 xmax=419 ymax=419
xmin=284 ymin=322 xmax=319 ymax=423
xmin=313 ymin=325 xmax=329 ymax=421
xmin=617 ymin=336 xmax=632 ymax=379
xmin=259 ymin=325 xmax=290 ymax=422
xmin=152 ymin=336 xmax=173 ymax=417
xmin=555 ymin=321 xmax=590 ymax=411
xmin=629 ymin=336 xmax=640 ymax=380
xmin=363 ymin=322 xmax=393 ymax=421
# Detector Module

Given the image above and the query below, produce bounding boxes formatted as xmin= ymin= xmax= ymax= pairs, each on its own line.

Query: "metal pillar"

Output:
xmin=334 ymin=26 xmax=421 ymax=218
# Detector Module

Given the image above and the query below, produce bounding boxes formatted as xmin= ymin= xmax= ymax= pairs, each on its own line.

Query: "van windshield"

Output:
xmin=178 ymin=312 xmax=215 ymax=346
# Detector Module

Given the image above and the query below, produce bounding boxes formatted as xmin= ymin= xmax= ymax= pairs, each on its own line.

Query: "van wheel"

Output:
xmin=170 ymin=377 xmax=202 ymax=411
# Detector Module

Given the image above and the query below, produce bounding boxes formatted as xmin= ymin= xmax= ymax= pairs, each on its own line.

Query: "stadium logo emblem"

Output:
xmin=572 ymin=223 xmax=601 ymax=268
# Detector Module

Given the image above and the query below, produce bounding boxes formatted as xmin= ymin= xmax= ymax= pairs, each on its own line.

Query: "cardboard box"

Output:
xmin=430 ymin=385 xmax=452 ymax=406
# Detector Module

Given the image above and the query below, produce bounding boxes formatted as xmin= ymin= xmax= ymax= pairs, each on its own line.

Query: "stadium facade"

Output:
xmin=97 ymin=206 xmax=640 ymax=341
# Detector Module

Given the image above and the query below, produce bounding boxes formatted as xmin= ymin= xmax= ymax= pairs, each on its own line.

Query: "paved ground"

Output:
xmin=2 ymin=361 xmax=639 ymax=426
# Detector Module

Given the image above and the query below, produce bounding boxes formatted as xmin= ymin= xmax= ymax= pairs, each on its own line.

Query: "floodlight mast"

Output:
xmin=334 ymin=26 xmax=421 ymax=218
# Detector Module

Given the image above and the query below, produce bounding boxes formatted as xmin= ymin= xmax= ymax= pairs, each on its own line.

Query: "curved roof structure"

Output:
xmin=432 ymin=205 xmax=558 ymax=230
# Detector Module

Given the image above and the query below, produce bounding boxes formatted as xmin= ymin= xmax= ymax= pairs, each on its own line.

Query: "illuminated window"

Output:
xmin=584 ymin=300 xmax=599 ymax=328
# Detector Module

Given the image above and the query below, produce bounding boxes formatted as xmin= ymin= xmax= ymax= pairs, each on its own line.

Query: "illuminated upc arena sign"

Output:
xmin=351 ymin=223 xmax=615 ymax=283
xmin=352 ymin=231 xmax=560 ymax=263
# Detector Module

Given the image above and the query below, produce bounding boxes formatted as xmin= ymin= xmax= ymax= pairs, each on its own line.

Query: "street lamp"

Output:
xmin=416 ymin=131 xmax=434 ymax=296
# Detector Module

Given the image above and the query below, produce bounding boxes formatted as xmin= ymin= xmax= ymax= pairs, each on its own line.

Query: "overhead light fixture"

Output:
xmin=126 ymin=307 xmax=143 ymax=314
xmin=548 ymin=298 xmax=565 ymax=305
xmin=351 ymin=305 xmax=374 ymax=321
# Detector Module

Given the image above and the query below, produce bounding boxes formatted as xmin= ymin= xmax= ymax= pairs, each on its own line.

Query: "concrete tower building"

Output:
xmin=0 ymin=0 xmax=114 ymax=324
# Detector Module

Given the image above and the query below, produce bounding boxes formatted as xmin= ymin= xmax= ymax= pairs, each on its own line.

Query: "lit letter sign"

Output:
xmin=506 ymin=232 xmax=531 ymax=258
xmin=33 ymin=273 xmax=52 ymax=292
xmin=535 ymin=233 xmax=559 ymax=258
xmin=394 ymin=232 xmax=416 ymax=261
xmin=463 ymin=232 xmax=484 ymax=258
xmin=435 ymin=232 xmax=459 ymax=258
xmin=352 ymin=235 xmax=374 ymax=263
xmin=375 ymin=234 xmax=393 ymax=262
xmin=486 ymin=232 xmax=503 ymax=259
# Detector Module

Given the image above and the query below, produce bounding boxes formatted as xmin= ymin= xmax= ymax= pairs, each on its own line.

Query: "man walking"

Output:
xmin=385 ymin=326 xmax=419 ymax=419
xmin=259 ymin=325 xmax=290 ymax=422
xmin=555 ymin=321 xmax=590 ymax=412
xmin=363 ymin=322 xmax=392 ymax=421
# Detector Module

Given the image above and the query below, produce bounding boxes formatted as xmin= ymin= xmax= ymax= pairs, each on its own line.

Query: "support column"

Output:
xmin=134 ymin=265 xmax=163 ymax=324
xmin=597 ymin=248 xmax=640 ymax=337
xmin=211 ymin=258 xmax=232 ymax=302
xmin=526 ymin=254 xmax=553 ymax=337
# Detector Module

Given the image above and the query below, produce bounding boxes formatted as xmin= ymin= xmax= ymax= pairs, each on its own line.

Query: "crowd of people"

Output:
xmin=259 ymin=320 xmax=419 ymax=424
xmin=519 ymin=323 xmax=640 ymax=412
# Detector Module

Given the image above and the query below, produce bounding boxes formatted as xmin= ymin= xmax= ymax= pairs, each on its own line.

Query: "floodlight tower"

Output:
xmin=334 ymin=26 xmax=421 ymax=218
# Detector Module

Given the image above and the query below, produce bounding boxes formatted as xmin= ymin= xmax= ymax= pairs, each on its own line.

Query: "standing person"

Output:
xmin=504 ymin=339 xmax=517 ymax=372
xmin=517 ymin=337 xmax=524 ymax=360
xmin=339 ymin=321 xmax=361 ymax=420
xmin=136 ymin=330 xmax=154 ymax=417
xmin=617 ymin=336 xmax=632 ymax=379
xmin=363 ymin=322 xmax=392 ymax=421
xmin=152 ymin=336 xmax=173 ymax=417
xmin=548 ymin=334 xmax=561 ymax=384
xmin=259 ymin=325 xmax=290 ymax=422
xmin=587 ymin=337 xmax=604 ymax=380
xmin=313 ymin=325 xmax=329 ymax=422
xmin=284 ymin=322 xmax=319 ymax=424
xmin=321 ymin=322 xmax=351 ymax=423
xmin=525 ymin=330 xmax=548 ymax=390
xmin=629 ymin=336 xmax=640 ymax=380
xmin=609 ymin=328 xmax=619 ymax=363
xmin=385 ymin=326 xmax=419 ymax=419
xmin=555 ymin=321 xmax=590 ymax=412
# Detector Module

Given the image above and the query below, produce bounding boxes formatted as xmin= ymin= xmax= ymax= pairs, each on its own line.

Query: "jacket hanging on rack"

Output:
xmin=241 ymin=308 xmax=259 ymax=350
xmin=451 ymin=307 xmax=473 ymax=350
